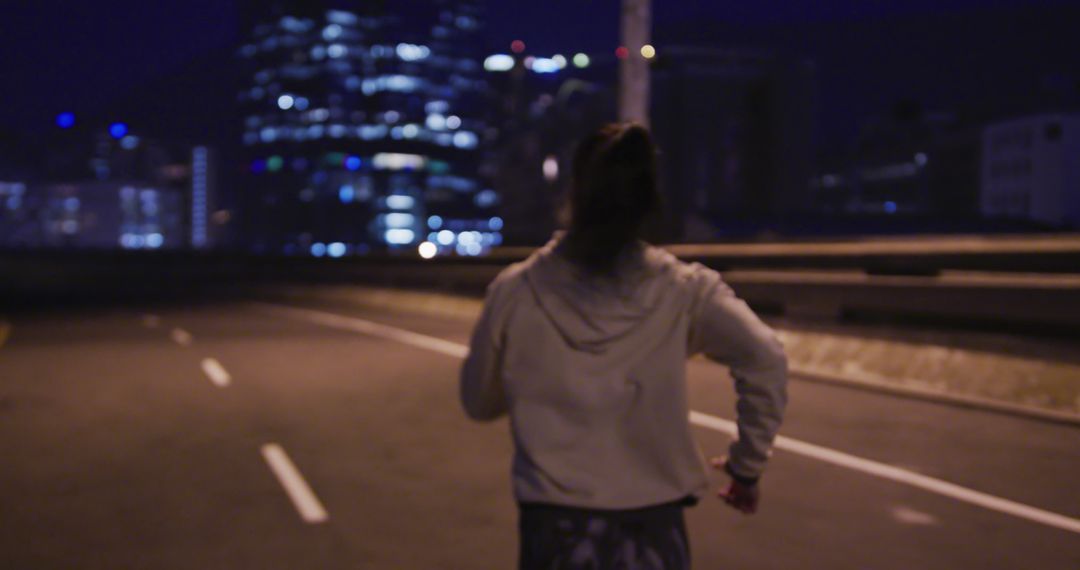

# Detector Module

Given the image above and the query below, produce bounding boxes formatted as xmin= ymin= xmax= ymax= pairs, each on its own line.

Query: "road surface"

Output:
xmin=1 ymin=296 xmax=1078 ymax=569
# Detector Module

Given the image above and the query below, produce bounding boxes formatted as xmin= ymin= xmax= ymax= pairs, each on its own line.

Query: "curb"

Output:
xmin=791 ymin=367 xmax=1080 ymax=427
xmin=285 ymin=285 xmax=1080 ymax=428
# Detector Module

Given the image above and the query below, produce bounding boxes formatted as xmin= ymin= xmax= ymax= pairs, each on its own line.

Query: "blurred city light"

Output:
xmin=384 ymin=228 xmax=415 ymax=244
xmin=418 ymin=241 xmax=437 ymax=259
xmin=427 ymin=215 xmax=443 ymax=229
xmin=277 ymin=94 xmax=295 ymax=110
xmin=386 ymin=194 xmax=415 ymax=209
xmin=615 ymin=46 xmax=629 ymax=59
xmin=531 ymin=58 xmax=560 ymax=74
xmin=384 ymin=213 xmax=415 ymax=227
xmin=573 ymin=53 xmax=590 ymax=68
xmin=338 ymin=185 xmax=355 ymax=203
xmin=56 ymin=112 xmax=75 ymax=129
xmin=641 ymin=44 xmax=656 ymax=59
xmin=373 ymin=153 xmax=426 ymax=171
xmin=327 ymin=242 xmax=347 ymax=257
xmin=483 ymin=54 xmax=515 ymax=72
xmin=120 ymin=135 xmax=140 ymax=150
xmin=310 ymin=242 xmax=327 ymax=257
xmin=510 ymin=39 xmax=525 ymax=53
xmin=396 ymin=43 xmax=431 ymax=61
xmin=543 ymin=155 xmax=559 ymax=181
xmin=345 ymin=155 xmax=362 ymax=170
xmin=108 ymin=122 xmax=128 ymax=139
xmin=552 ymin=54 xmax=567 ymax=69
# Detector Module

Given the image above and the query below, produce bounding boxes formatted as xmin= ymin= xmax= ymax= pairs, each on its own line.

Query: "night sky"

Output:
xmin=1 ymin=0 xmax=1076 ymax=147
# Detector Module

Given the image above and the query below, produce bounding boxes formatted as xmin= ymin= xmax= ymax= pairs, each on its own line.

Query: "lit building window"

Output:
xmin=327 ymin=43 xmax=347 ymax=58
xmin=322 ymin=24 xmax=343 ymax=41
xmin=326 ymin=10 xmax=358 ymax=26
xmin=384 ymin=213 xmax=415 ymax=227
xmin=384 ymin=228 xmax=416 ymax=244
xmin=386 ymin=195 xmax=416 ymax=210
xmin=426 ymin=113 xmax=447 ymax=130
xmin=474 ymin=189 xmax=499 ymax=208
xmin=452 ymin=131 xmax=479 ymax=149
xmin=531 ymin=58 xmax=560 ymax=74
xmin=484 ymin=54 xmax=514 ymax=72
xmin=373 ymin=153 xmax=426 ymax=171
xmin=396 ymin=43 xmax=431 ymax=61
xmin=339 ymin=185 xmax=355 ymax=203
xmin=425 ymin=100 xmax=449 ymax=114
xmin=327 ymin=242 xmax=347 ymax=257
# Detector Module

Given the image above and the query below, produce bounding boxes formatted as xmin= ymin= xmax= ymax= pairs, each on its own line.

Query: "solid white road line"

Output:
xmin=261 ymin=443 xmax=329 ymax=524
xmin=171 ymin=327 xmax=192 ymax=346
xmin=259 ymin=302 xmax=1080 ymax=536
xmin=254 ymin=302 xmax=467 ymax=359
xmin=142 ymin=314 xmax=161 ymax=328
xmin=201 ymin=358 xmax=231 ymax=388
xmin=689 ymin=411 xmax=1080 ymax=534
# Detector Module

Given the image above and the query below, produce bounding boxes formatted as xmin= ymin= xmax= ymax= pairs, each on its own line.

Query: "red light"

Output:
xmin=615 ymin=46 xmax=629 ymax=59
xmin=511 ymin=40 xmax=526 ymax=53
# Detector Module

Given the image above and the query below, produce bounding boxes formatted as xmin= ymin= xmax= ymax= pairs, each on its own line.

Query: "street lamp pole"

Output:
xmin=618 ymin=0 xmax=651 ymax=127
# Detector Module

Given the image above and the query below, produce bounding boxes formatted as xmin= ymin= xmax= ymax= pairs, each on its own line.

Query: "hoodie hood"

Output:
xmin=523 ymin=233 xmax=670 ymax=354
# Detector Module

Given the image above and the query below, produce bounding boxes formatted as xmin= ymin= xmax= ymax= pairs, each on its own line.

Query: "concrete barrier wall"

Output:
xmin=1 ymin=249 xmax=1077 ymax=334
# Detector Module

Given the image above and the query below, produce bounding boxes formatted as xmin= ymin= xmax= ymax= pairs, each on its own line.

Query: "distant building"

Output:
xmin=981 ymin=114 xmax=1080 ymax=228
xmin=651 ymin=47 xmax=816 ymax=241
xmin=481 ymin=48 xmax=617 ymax=245
xmin=0 ymin=122 xmax=216 ymax=250
xmin=236 ymin=1 xmax=496 ymax=257
xmin=809 ymin=106 xmax=983 ymax=228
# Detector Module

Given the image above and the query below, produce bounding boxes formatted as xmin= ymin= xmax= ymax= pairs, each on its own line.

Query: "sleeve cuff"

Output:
xmin=724 ymin=462 xmax=760 ymax=486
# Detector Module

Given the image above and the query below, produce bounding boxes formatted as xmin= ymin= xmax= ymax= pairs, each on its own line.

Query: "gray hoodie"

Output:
xmin=461 ymin=233 xmax=787 ymax=509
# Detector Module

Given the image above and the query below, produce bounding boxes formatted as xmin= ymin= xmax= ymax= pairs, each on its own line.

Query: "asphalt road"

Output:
xmin=1 ymin=297 xmax=1078 ymax=569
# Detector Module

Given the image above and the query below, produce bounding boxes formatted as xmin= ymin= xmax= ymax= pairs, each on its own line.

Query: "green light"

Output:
xmin=572 ymin=53 xmax=590 ymax=68
xmin=428 ymin=160 xmax=450 ymax=174
xmin=267 ymin=155 xmax=284 ymax=171
xmin=324 ymin=152 xmax=345 ymax=166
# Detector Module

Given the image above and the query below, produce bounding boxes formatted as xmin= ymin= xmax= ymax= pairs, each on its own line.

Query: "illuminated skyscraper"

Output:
xmin=236 ymin=1 xmax=497 ymax=256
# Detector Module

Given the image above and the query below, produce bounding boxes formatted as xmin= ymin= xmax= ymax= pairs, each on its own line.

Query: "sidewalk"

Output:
xmin=268 ymin=284 xmax=1080 ymax=423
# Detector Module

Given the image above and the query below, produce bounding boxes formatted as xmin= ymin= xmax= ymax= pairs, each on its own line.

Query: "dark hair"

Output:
xmin=561 ymin=123 xmax=661 ymax=274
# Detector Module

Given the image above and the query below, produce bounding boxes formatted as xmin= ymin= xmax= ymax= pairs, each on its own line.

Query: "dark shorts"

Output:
xmin=518 ymin=498 xmax=694 ymax=570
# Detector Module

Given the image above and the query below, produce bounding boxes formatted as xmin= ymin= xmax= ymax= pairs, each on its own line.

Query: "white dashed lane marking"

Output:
xmin=170 ymin=328 xmax=192 ymax=346
xmin=261 ymin=443 xmax=329 ymax=524
xmin=258 ymin=302 xmax=1080 ymax=536
xmin=201 ymin=358 xmax=231 ymax=388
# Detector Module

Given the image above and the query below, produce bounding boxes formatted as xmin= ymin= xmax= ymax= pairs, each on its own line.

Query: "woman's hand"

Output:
xmin=711 ymin=457 xmax=760 ymax=514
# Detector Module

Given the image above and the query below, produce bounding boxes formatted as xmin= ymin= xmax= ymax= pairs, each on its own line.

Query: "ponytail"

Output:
xmin=562 ymin=123 xmax=661 ymax=274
